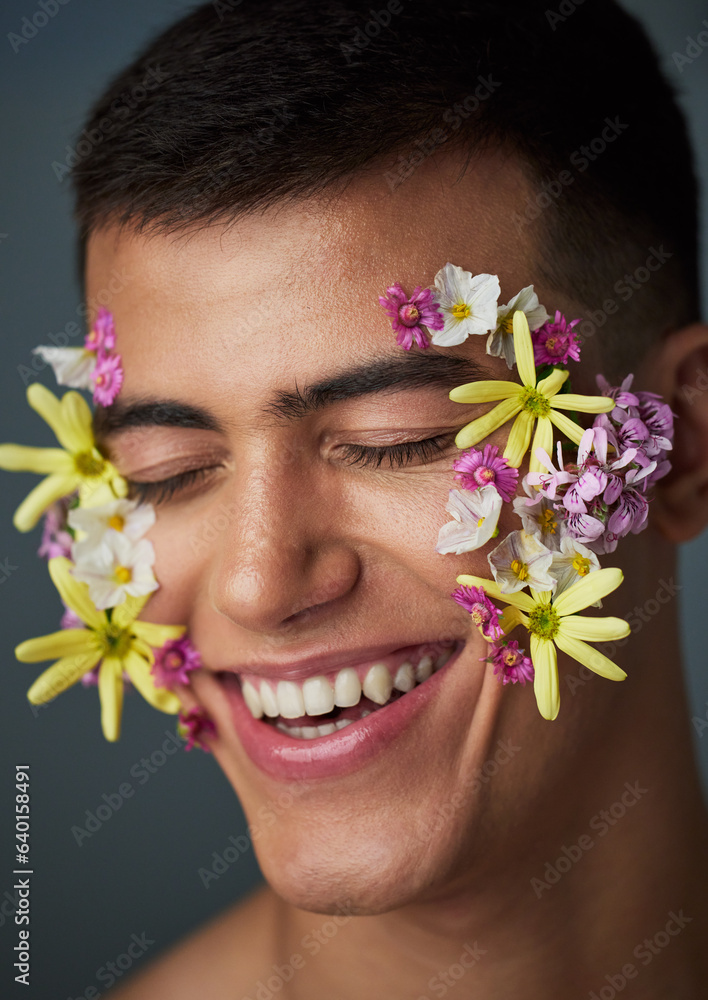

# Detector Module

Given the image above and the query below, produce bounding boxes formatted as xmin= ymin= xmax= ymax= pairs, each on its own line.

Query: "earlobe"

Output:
xmin=641 ymin=323 xmax=708 ymax=543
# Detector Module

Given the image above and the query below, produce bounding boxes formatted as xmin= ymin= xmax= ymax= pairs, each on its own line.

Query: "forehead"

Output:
xmin=84 ymin=150 xmax=534 ymax=402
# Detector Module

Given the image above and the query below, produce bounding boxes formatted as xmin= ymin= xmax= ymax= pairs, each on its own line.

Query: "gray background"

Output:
xmin=0 ymin=1 xmax=706 ymax=997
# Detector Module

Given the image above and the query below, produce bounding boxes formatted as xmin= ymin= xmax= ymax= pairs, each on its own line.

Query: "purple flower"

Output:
xmin=151 ymin=636 xmax=202 ymax=689
xmin=178 ymin=708 xmax=216 ymax=752
xmin=379 ymin=283 xmax=443 ymax=350
xmin=91 ymin=352 xmax=124 ymax=407
xmin=452 ymin=585 xmax=504 ymax=640
xmin=38 ymin=501 xmax=73 ymax=560
xmin=532 ymin=311 xmax=582 ymax=365
xmin=486 ymin=640 xmax=534 ymax=686
xmin=452 ymin=444 xmax=519 ymax=502
xmin=85 ymin=307 xmax=116 ymax=353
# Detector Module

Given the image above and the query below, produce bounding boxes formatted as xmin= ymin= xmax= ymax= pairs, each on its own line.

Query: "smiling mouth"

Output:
xmin=217 ymin=639 xmax=463 ymax=741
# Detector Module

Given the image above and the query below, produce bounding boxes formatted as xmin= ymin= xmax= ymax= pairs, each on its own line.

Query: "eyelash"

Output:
xmin=126 ymin=433 xmax=457 ymax=505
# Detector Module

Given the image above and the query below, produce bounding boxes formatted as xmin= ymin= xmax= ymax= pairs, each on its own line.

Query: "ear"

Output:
xmin=639 ymin=323 xmax=708 ymax=543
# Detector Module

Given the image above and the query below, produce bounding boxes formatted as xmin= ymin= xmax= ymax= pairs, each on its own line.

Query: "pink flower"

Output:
xmin=532 ymin=311 xmax=582 ymax=366
xmin=91 ymin=352 xmax=123 ymax=406
xmin=379 ymin=283 xmax=443 ymax=350
xmin=452 ymin=444 xmax=519 ymax=502
xmin=84 ymin=307 xmax=116 ymax=352
xmin=61 ymin=604 xmax=84 ymax=630
xmin=452 ymin=585 xmax=504 ymax=640
xmin=38 ymin=501 xmax=73 ymax=560
xmin=151 ymin=637 xmax=202 ymax=689
xmin=178 ymin=708 xmax=216 ymax=752
xmin=486 ymin=640 xmax=534 ymax=685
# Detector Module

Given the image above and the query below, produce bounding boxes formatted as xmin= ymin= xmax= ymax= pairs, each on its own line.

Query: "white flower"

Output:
xmin=32 ymin=346 xmax=96 ymax=389
xmin=68 ymin=498 xmax=155 ymax=550
xmin=430 ymin=264 xmax=500 ymax=346
xmin=486 ymin=285 xmax=549 ymax=369
xmin=549 ymin=535 xmax=601 ymax=603
xmin=488 ymin=529 xmax=555 ymax=593
xmin=512 ymin=483 xmax=563 ymax=551
xmin=71 ymin=531 xmax=158 ymax=610
xmin=436 ymin=485 xmax=502 ymax=555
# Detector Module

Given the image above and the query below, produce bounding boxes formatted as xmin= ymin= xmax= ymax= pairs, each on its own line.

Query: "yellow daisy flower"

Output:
xmin=449 ymin=311 xmax=614 ymax=472
xmin=16 ymin=558 xmax=185 ymax=741
xmin=0 ymin=383 xmax=127 ymax=532
xmin=456 ymin=566 xmax=630 ymax=721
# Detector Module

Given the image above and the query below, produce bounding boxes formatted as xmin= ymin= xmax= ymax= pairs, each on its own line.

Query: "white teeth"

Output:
xmin=334 ymin=667 xmax=362 ymax=707
xmin=242 ymin=680 xmax=264 ymax=718
xmin=335 ymin=718 xmax=353 ymax=730
xmin=277 ymin=720 xmax=342 ymax=739
xmin=415 ymin=654 xmax=433 ymax=683
xmin=259 ymin=681 xmax=279 ymax=718
xmin=363 ymin=663 xmax=393 ymax=705
xmin=393 ymin=661 xmax=415 ymax=693
xmin=277 ymin=680 xmax=305 ymax=719
xmin=435 ymin=647 xmax=454 ymax=670
xmin=302 ymin=675 xmax=335 ymax=715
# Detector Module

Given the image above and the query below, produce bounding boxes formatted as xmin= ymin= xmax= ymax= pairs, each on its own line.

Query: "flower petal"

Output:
xmin=111 ymin=592 xmax=151 ymax=629
xmin=0 ymin=445 xmax=72 ymax=474
xmin=131 ymin=620 xmax=187 ymax=648
xmin=449 ymin=380 xmax=520 ymax=403
xmin=57 ymin=390 xmax=94 ymax=453
xmin=558 ymin=615 xmax=631 ymax=642
xmin=15 ymin=628 xmax=96 ymax=663
xmin=48 ymin=557 xmax=104 ymax=629
xmin=554 ymin=632 xmax=627 ymax=681
xmin=26 ymin=383 xmax=63 ymax=436
xmin=536 ymin=368 xmax=568 ymax=397
xmin=528 ymin=417 xmax=553 ymax=475
xmin=553 ymin=567 xmax=624 ymax=616
xmin=455 ymin=574 xmax=535 ymax=612
xmin=454 ymin=397 xmax=521 ymax=450
xmin=512 ymin=311 xmax=535 ymax=386
xmin=548 ymin=409 xmax=585 ymax=446
xmin=551 ymin=393 xmax=614 ymax=414
xmin=26 ymin=649 xmax=101 ymax=704
xmin=504 ymin=411 xmax=534 ymax=467
xmin=498 ymin=606 xmax=527 ymax=634
xmin=530 ymin=635 xmax=559 ymax=720
xmin=98 ymin=657 xmax=124 ymax=742
xmin=124 ymin=651 xmax=181 ymax=713
xmin=13 ymin=474 xmax=79 ymax=532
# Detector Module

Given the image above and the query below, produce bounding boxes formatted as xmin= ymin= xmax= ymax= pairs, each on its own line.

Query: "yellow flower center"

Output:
xmin=521 ymin=386 xmax=552 ymax=417
xmin=572 ymin=554 xmax=591 ymax=576
xmin=511 ymin=559 xmax=529 ymax=581
xmin=541 ymin=509 xmax=557 ymax=533
xmin=477 ymin=516 xmax=486 ymax=528
xmin=499 ymin=313 xmax=514 ymax=335
xmin=74 ymin=449 xmax=106 ymax=477
xmin=528 ymin=602 xmax=561 ymax=640
xmin=108 ymin=514 xmax=125 ymax=531
xmin=99 ymin=624 xmax=132 ymax=658
xmin=114 ymin=565 xmax=132 ymax=584
xmin=451 ymin=302 xmax=471 ymax=320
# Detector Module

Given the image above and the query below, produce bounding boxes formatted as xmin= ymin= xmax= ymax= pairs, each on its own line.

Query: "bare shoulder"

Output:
xmin=108 ymin=882 xmax=280 ymax=999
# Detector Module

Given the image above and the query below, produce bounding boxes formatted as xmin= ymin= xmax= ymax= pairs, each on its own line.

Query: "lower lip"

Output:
xmin=218 ymin=642 xmax=465 ymax=782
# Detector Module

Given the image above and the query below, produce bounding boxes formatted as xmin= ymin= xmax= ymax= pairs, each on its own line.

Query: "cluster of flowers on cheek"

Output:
xmin=0 ymin=310 xmax=206 ymax=744
xmin=379 ymin=263 xmax=674 ymax=721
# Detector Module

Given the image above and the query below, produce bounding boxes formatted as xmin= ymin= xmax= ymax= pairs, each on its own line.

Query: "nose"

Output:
xmin=207 ymin=462 xmax=360 ymax=636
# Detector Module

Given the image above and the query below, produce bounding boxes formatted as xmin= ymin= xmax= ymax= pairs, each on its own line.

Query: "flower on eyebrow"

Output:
xmin=0 ymin=383 xmax=127 ymax=532
xmin=487 ymin=285 xmax=549 ymax=369
xmin=436 ymin=485 xmax=502 ymax=555
xmin=456 ymin=568 xmax=629 ymax=720
xmin=448 ymin=311 xmax=614 ymax=471
xmin=32 ymin=308 xmax=124 ymax=407
xmin=378 ymin=282 xmax=444 ymax=350
xmin=430 ymin=264 xmax=501 ymax=346
xmin=15 ymin=557 xmax=184 ymax=741
xmin=91 ymin=352 xmax=124 ymax=407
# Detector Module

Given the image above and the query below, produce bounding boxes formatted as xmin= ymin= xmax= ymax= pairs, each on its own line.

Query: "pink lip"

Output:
xmin=217 ymin=640 xmax=465 ymax=781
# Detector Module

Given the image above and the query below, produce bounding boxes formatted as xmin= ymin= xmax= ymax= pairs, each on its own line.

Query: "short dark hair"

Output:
xmin=71 ymin=0 xmax=700 ymax=373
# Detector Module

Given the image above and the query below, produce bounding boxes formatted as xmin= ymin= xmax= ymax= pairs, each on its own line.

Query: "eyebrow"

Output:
xmin=93 ymin=350 xmax=492 ymax=437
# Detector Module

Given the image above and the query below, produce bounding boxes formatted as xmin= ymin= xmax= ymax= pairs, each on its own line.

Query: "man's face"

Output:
xmin=86 ymin=150 xmax=622 ymax=914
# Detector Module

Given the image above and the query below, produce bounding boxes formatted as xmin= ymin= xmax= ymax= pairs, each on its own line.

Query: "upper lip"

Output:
xmin=210 ymin=637 xmax=464 ymax=683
